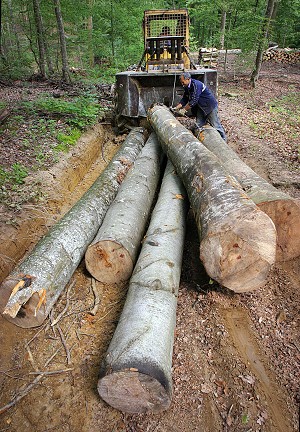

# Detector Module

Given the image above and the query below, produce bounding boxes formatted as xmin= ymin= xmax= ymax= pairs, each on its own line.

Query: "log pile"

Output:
xmin=148 ymin=105 xmax=277 ymax=293
xmin=98 ymin=160 xmax=188 ymax=413
xmin=0 ymin=128 xmax=146 ymax=328
xmin=197 ymin=126 xmax=300 ymax=261
xmin=85 ymin=133 xmax=163 ymax=284
xmin=263 ymin=48 xmax=300 ymax=64
xmin=198 ymin=47 xmax=218 ymax=68
xmin=1 ymin=105 xmax=299 ymax=414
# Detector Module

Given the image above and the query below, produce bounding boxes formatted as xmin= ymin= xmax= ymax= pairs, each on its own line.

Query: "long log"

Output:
xmin=98 ymin=160 xmax=188 ymax=413
xmin=0 ymin=128 xmax=146 ymax=328
xmin=197 ymin=125 xmax=300 ymax=261
xmin=148 ymin=105 xmax=276 ymax=292
xmin=85 ymin=133 xmax=163 ymax=283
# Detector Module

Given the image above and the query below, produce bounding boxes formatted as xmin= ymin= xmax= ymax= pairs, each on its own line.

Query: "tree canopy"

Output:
xmin=0 ymin=0 xmax=299 ymax=80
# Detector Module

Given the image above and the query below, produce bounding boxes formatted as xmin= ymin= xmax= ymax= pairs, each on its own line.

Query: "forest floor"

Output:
xmin=0 ymin=57 xmax=299 ymax=432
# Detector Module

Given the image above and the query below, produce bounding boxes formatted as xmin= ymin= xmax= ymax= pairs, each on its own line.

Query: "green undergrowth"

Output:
xmin=248 ymin=91 xmax=300 ymax=164
xmin=0 ymin=85 xmax=107 ymax=209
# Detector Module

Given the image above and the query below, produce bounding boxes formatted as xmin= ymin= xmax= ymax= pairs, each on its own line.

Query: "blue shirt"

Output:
xmin=180 ymin=78 xmax=217 ymax=115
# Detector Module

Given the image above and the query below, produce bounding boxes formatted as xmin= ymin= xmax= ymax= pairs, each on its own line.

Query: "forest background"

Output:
xmin=0 ymin=0 xmax=299 ymax=83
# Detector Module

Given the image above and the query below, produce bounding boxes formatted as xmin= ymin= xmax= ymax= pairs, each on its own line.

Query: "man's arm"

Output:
xmin=189 ymin=80 xmax=204 ymax=108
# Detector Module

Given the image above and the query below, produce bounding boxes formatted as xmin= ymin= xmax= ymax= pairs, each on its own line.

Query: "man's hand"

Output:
xmin=170 ymin=106 xmax=186 ymax=117
xmin=177 ymin=108 xmax=186 ymax=116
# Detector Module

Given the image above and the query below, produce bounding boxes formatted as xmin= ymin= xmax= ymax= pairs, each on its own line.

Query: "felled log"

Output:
xmin=197 ymin=125 xmax=300 ymax=261
xmin=148 ymin=105 xmax=276 ymax=292
xmin=98 ymin=160 xmax=188 ymax=413
xmin=0 ymin=128 xmax=146 ymax=328
xmin=85 ymin=133 xmax=163 ymax=283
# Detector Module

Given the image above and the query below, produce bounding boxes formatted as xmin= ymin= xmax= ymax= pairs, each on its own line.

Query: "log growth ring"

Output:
xmin=85 ymin=240 xmax=133 ymax=283
xmin=98 ymin=370 xmax=171 ymax=413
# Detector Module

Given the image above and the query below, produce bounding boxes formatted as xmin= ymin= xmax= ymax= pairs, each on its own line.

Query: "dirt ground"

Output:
xmin=0 ymin=58 xmax=299 ymax=432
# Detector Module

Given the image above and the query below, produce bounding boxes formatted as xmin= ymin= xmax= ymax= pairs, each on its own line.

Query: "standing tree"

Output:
xmin=250 ymin=0 xmax=277 ymax=87
xmin=220 ymin=9 xmax=226 ymax=49
xmin=53 ymin=0 xmax=70 ymax=82
xmin=32 ymin=0 xmax=46 ymax=77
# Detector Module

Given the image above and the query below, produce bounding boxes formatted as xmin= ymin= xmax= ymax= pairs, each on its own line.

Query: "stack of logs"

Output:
xmin=198 ymin=47 xmax=218 ymax=68
xmin=1 ymin=107 xmax=300 ymax=414
xmin=263 ymin=47 xmax=300 ymax=64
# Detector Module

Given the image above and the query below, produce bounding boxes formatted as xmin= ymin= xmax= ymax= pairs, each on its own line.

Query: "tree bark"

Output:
xmin=0 ymin=129 xmax=146 ymax=328
xmin=53 ymin=0 xmax=70 ymax=83
xmin=220 ymin=10 xmax=226 ymax=50
xmin=197 ymin=126 xmax=300 ymax=261
xmin=85 ymin=133 xmax=163 ymax=284
xmin=33 ymin=0 xmax=46 ymax=78
xmin=250 ymin=0 xmax=276 ymax=88
xmin=98 ymin=160 xmax=188 ymax=413
xmin=148 ymin=105 xmax=276 ymax=292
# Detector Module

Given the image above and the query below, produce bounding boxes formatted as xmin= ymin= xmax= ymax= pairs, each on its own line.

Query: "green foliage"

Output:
xmin=241 ymin=413 xmax=249 ymax=424
xmin=20 ymin=95 xmax=102 ymax=130
xmin=268 ymin=93 xmax=300 ymax=128
xmin=55 ymin=128 xmax=81 ymax=152
xmin=0 ymin=163 xmax=28 ymax=189
xmin=0 ymin=0 xmax=299 ymax=80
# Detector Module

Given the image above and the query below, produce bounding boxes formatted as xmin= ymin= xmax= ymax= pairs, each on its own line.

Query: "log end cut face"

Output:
xmin=98 ymin=370 xmax=171 ymax=413
xmin=85 ymin=240 xmax=134 ymax=284
xmin=200 ymin=214 xmax=277 ymax=292
xmin=258 ymin=199 xmax=300 ymax=262
xmin=0 ymin=275 xmax=47 ymax=328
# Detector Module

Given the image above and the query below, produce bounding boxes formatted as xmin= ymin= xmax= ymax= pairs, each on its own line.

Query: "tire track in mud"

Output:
xmin=223 ymin=307 xmax=293 ymax=432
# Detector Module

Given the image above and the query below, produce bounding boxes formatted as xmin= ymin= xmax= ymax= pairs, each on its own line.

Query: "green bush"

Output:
xmin=20 ymin=95 xmax=102 ymax=130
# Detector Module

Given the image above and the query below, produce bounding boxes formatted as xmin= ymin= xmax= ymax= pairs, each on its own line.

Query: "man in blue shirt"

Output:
xmin=175 ymin=72 xmax=227 ymax=141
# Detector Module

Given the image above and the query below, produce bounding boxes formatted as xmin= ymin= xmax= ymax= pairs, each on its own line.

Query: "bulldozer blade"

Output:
xmin=115 ymin=69 xmax=218 ymax=120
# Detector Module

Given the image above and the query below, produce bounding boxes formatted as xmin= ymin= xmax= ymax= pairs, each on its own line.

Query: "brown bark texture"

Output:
xmin=85 ymin=133 xmax=163 ymax=283
xmin=148 ymin=105 xmax=277 ymax=292
xmin=98 ymin=160 xmax=188 ymax=413
xmin=197 ymin=126 xmax=300 ymax=261
xmin=0 ymin=129 xmax=146 ymax=328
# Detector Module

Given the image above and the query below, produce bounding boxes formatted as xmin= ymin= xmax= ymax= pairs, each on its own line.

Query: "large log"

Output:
xmin=85 ymin=133 xmax=163 ymax=283
xmin=148 ymin=105 xmax=277 ymax=292
xmin=0 ymin=129 xmax=146 ymax=328
xmin=197 ymin=125 xmax=300 ymax=261
xmin=98 ymin=160 xmax=188 ymax=413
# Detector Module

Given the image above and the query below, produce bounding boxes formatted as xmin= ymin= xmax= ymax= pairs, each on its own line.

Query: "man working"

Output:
xmin=175 ymin=72 xmax=227 ymax=141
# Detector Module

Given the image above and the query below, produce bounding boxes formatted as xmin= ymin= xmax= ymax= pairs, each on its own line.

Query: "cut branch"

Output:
xmin=0 ymin=129 xmax=146 ymax=328
xmin=197 ymin=126 xmax=300 ymax=261
xmin=85 ymin=133 xmax=163 ymax=283
xmin=98 ymin=160 xmax=188 ymax=413
xmin=148 ymin=105 xmax=276 ymax=292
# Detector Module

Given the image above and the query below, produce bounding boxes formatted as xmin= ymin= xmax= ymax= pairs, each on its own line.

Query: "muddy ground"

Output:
xmin=0 ymin=59 xmax=299 ymax=432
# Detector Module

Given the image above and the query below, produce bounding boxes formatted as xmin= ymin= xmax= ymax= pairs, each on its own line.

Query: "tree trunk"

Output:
xmin=250 ymin=0 xmax=276 ymax=88
xmin=33 ymin=0 xmax=46 ymax=78
xmin=98 ymin=160 xmax=188 ymax=413
xmin=87 ymin=0 xmax=94 ymax=68
xmin=110 ymin=1 xmax=115 ymax=60
xmin=220 ymin=10 xmax=226 ymax=50
xmin=0 ymin=129 xmax=146 ymax=328
xmin=85 ymin=133 xmax=163 ymax=284
xmin=197 ymin=126 xmax=300 ymax=261
xmin=149 ymin=105 xmax=276 ymax=292
xmin=53 ymin=0 xmax=70 ymax=83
